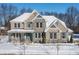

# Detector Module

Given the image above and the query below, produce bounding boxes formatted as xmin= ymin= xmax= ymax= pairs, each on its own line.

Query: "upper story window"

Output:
xmin=36 ymin=22 xmax=43 ymax=28
xmin=18 ymin=23 xmax=20 ymax=28
xmin=28 ymin=22 xmax=32 ymax=27
xmin=40 ymin=23 xmax=42 ymax=27
xmin=36 ymin=23 xmax=39 ymax=27
xmin=28 ymin=22 xmax=33 ymax=29
xmin=14 ymin=23 xmax=20 ymax=28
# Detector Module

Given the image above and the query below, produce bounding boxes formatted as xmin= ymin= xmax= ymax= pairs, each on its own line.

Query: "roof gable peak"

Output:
xmin=32 ymin=9 xmax=39 ymax=15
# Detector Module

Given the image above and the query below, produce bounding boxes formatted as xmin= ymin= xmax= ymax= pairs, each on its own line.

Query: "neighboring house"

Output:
xmin=73 ymin=34 xmax=79 ymax=43
xmin=0 ymin=27 xmax=7 ymax=35
xmin=7 ymin=10 xmax=73 ymax=43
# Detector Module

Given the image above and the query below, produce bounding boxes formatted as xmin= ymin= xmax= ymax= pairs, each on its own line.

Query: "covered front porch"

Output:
xmin=7 ymin=29 xmax=34 ymax=44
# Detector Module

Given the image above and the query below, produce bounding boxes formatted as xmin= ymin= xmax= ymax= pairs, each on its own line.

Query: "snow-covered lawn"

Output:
xmin=0 ymin=35 xmax=79 ymax=55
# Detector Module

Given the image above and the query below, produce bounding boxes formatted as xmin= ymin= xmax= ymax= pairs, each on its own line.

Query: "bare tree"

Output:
xmin=0 ymin=4 xmax=7 ymax=26
xmin=66 ymin=6 xmax=79 ymax=29
xmin=0 ymin=4 xmax=18 ymax=27
xmin=20 ymin=8 xmax=27 ymax=15
xmin=26 ymin=8 xmax=33 ymax=13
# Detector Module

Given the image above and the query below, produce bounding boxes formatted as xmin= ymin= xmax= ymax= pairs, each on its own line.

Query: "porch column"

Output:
xmin=15 ymin=33 xmax=17 ymax=41
xmin=32 ymin=33 xmax=35 ymax=43
xmin=21 ymin=33 xmax=24 ymax=42
xmin=66 ymin=32 xmax=68 ymax=42
xmin=8 ymin=33 xmax=11 ymax=42
xmin=57 ymin=32 xmax=61 ymax=43
xmin=14 ymin=33 xmax=17 ymax=43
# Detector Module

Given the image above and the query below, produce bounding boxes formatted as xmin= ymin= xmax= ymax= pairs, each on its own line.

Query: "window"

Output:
xmin=15 ymin=23 xmax=17 ymax=28
xmin=36 ymin=23 xmax=39 ymax=27
xmin=54 ymin=33 xmax=57 ymax=39
xmin=35 ymin=33 xmax=37 ymax=38
xmin=18 ymin=23 xmax=20 ymax=28
xmin=28 ymin=22 xmax=32 ymax=28
xmin=35 ymin=33 xmax=41 ymax=38
xmin=50 ymin=33 xmax=52 ymax=39
xmin=36 ymin=23 xmax=42 ymax=28
xmin=62 ymin=33 xmax=65 ymax=38
xmin=50 ymin=33 xmax=57 ymax=39
xmin=40 ymin=23 xmax=42 ymax=27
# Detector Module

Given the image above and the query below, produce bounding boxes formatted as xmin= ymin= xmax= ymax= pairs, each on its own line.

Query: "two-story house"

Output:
xmin=7 ymin=10 xmax=73 ymax=43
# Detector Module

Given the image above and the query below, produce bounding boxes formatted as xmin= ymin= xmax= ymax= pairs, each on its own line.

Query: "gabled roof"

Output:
xmin=43 ymin=15 xmax=71 ymax=32
xmin=42 ymin=16 xmax=57 ymax=28
xmin=68 ymin=28 xmax=73 ymax=32
xmin=42 ymin=16 xmax=59 ymax=32
xmin=10 ymin=13 xmax=31 ymax=22
xmin=58 ymin=20 xmax=67 ymax=29
xmin=10 ymin=10 xmax=39 ymax=23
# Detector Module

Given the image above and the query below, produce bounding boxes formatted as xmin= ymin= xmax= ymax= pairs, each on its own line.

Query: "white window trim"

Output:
xmin=50 ymin=32 xmax=57 ymax=39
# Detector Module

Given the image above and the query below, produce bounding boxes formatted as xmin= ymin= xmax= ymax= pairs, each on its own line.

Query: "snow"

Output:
xmin=73 ymin=38 xmax=79 ymax=40
xmin=68 ymin=28 xmax=73 ymax=32
xmin=0 ymin=37 xmax=78 ymax=55
xmin=0 ymin=27 xmax=6 ymax=30
xmin=10 ymin=13 xmax=31 ymax=22
xmin=43 ymin=16 xmax=57 ymax=28
xmin=8 ymin=29 xmax=34 ymax=33
xmin=42 ymin=16 xmax=57 ymax=32
xmin=73 ymin=34 xmax=79 ymax=41
xmin=73 ymin=34 xmax=79 ymax=36
xmin=42 ymin=15 xmax=73 ymax=32
xmin=9 ymin=10 xmax=72 ymax=33
xmin=58 ymin=20 xmax=67 ymax=29
xmin=10 ymin=10 xmax=39 ymax=23
xmin=0 ymin=43 xmax=20 ymax=54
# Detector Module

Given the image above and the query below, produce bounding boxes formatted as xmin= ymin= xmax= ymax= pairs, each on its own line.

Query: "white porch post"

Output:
xmin=57 ymin=32 xmax=61 ymax=43
xmin=8 ymin=33 xmax=11 ymax=42
xmin=21 ymin=33 xmax=24 ymax=42
xmin=32 ymin=33 xmax=34 ymax=42
xmin=14 ymin=33 xmax=16 ymax=43
xmin=15 ymin=33 xmax=17 ymax=41
xmin=66 ymin=32 xmax=68 ymax=42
